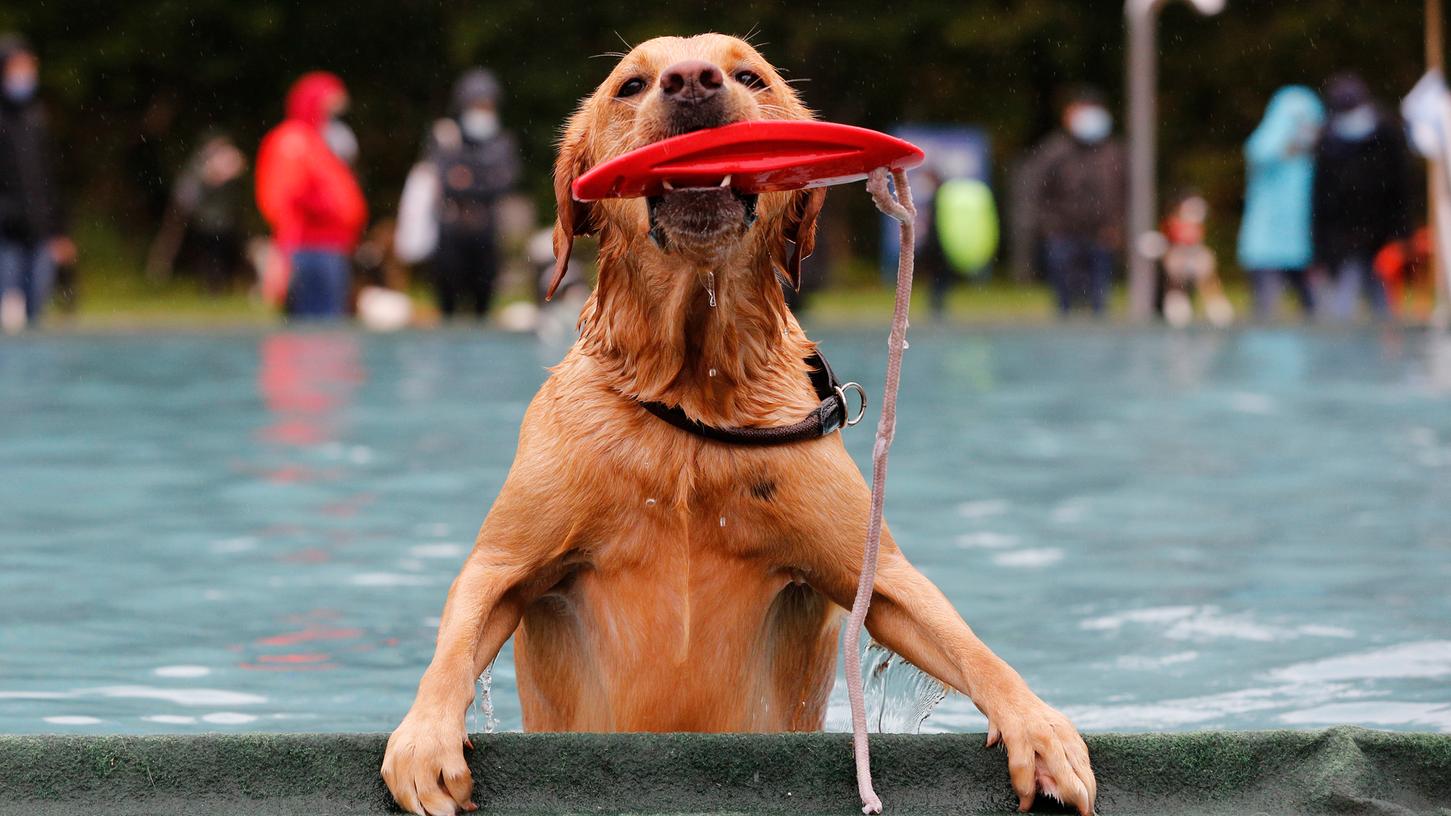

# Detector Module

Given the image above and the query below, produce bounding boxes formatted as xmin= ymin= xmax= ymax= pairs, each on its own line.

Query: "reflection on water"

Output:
xmin=257 ymin=332 xmax=364 ymax=447
xmin=1 ymin=327 xmax=1450 ymax=734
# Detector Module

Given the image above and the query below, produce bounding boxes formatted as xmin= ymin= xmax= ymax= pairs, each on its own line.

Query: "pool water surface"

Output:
xmin=2 ymin=327 xmax=1449 ymax=734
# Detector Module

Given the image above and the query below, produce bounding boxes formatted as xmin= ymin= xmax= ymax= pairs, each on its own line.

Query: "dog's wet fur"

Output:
xmin=381 ymin=34 xmax=1097 ymax=816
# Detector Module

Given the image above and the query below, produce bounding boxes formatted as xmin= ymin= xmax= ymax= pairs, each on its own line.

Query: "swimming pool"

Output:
xmin=2 ymin=326 xmax=1449 ymax=735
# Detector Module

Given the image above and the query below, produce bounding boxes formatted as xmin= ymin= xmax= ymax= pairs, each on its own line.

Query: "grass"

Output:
xmin=38 ymin=220 xmax=1255 ymax=330
xmin=50 ymin=273 xmax=1265 ymax=331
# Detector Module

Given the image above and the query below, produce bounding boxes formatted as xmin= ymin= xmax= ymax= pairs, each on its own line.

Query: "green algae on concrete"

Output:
xmin=2 ymin=728 xmax=1449 ymax=815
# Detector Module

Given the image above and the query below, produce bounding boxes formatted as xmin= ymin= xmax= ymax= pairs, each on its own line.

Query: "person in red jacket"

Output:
xmin=255 ymin=71 xmax=366 ymax=317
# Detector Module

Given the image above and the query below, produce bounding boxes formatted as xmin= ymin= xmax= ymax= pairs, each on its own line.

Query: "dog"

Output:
xmin=382 ymin=33 xmax=1095 ymax=816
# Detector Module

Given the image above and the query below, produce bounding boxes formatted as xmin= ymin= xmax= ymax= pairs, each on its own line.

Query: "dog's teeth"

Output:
xmin=662 ymin=180 xmax=675 ymax=191
xmin=718 ymin=175 xmax=732 ymax=188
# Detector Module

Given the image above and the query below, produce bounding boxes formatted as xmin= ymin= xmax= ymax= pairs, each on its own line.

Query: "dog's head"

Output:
xmin=549 ymin=34 xmax=825 ymax=298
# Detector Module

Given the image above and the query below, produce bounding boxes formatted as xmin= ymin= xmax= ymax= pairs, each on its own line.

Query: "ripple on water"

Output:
xmin=954 ymin=531 xmax=1018 ymax=549
xmin=142 ymin=715 xmax=198 ymax=725
xmin=153 ymin=665 xmax=211 ymax=678
xmin=89 ymin=686 xmax=266 ymax=707
xmin=1270 ymin=641 xmax=1451 ymax=682
xmin=1081 ymin=605 xmax=1356 ymax=643
xmin=408 ymin=543 xmax=467 ymax=559
xmin=1279 ymin=702 xmax=1451 ymax=730
xmin=42 ymin=716 xmax=102 ymax=725
xmin=955 ymin=499 xmax=1010 ymax=519
xmin=348 ymin=572 xmax=439 ymax=587
xmin=3 ymin=686 xmax=266 ymax=707
xmin=201 ymin=712 xmax=258 ymax=725
xmin=992 ymin=548 xmax=1064 ymax=568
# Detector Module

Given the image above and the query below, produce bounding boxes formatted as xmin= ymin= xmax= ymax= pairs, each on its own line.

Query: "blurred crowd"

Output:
xmin=0 ymin=27 xmax=1439 ymax=332
xmin=1012 ymin=73 xmax=1423 ymax=326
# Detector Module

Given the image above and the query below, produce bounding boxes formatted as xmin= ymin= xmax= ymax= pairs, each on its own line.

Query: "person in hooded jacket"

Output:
xmin=0 ymin=33 xmax=74 ymax=331
xmin=1311 ymin=72 xmax=1412 ymax=322
xmin=255 ymin=71 xmax=367 ymax=318
xmin=1238 ymin=86 xmax=1324 ymax=321
xmin=1020 ymin=85 xmax=1126 ymax=317
xmin=423 ymin=68 xmax=521 ymax=319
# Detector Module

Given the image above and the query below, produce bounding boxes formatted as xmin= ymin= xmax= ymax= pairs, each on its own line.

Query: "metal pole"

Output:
xmin=1125 ymin=0 xmax=1164 ymax=321
xmin=1429 ymin=0 xmax=1449 ymax=329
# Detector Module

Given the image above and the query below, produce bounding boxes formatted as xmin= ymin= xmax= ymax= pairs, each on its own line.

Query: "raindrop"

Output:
xmin=708 ymin=368 xmax=718 ymax=378
xmin=645 ymin=498 xmax=657 ymax=506
xmin=706 ymin=271 xmax=717 ymax=308
xmin=719 ymin=516 xmax=727 ymax=527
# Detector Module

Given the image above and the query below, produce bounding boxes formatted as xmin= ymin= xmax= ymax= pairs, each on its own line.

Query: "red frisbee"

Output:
xmin=571 ymin=120 xmax=925 ymax=201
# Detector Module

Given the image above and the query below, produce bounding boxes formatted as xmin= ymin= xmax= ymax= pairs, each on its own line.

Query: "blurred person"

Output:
xmin=353 ymin=218 xmax=416 ymax=332
xmin=255 ymin=71 xmax=367 ymax=319
xmin=417 ymin=68 xmax=521 ymax=319
xmin=1238 ymin=86 xmax=1323 ymax=322
xmin=1159 ymin=190 xmax=1233 ymax=328
xmin=913 ymin=169 xmax=954 ymax=319
xmin=1021 ymin=86 xmax=1126 ymax=317
xmin=1312 ymin=72 xmax=1412 ymax=322
xmin=1374 ymin=226 xmax=1434 ymax=321
xmin=146 ymin=133 xmax=248 ymax=292
xmin=0 ymin=33 xmax=73 ymax=332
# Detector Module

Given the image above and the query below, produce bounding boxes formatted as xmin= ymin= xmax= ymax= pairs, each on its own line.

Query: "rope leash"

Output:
xmin=844 ymin=167 xmax=916 ymax=815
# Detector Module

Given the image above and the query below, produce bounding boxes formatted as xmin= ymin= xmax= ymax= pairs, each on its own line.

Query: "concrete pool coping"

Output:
xmin=3 ymin=728 xmax=1449 ymax=815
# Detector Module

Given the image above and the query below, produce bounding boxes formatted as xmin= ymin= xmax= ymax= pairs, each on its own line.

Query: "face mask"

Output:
xmin=3 ymin=73 xmax=36 ymax=103
xmin=461 ymin=109 xmax=499 ymax=142
xmin=1330 ymin=104 xmax=1377 ymax=141
xmin=324 ymin=119 xmax=358 ymax=163
xmin=1068 ymin=106 xmax=1112 ymax=144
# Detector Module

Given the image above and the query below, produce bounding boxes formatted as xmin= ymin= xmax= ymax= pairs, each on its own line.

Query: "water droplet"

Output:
xmin=706 ymin=271 xmax=717 ymax=308
xmin=902 ymin=339 xmax=910 ymax=350
xmin=645 ymin=498 xmax=657 ymax=506
xmin=719 ymin=516 xmax=727 ymax=527
xmin=708 ymin=368 xmax=718 ymax=378
xmin=472 ymin=662 xmax=498 ymax=734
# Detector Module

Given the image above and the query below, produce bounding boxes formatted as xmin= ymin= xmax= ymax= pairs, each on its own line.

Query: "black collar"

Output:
xmin=637 ymin=350 xmax=865 ymax=446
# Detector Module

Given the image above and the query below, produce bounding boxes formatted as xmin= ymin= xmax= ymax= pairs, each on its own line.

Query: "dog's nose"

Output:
xmin=660 ymin=60 xmax=724 ymax=103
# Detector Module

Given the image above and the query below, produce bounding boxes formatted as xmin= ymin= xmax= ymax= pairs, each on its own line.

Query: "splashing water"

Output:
xmin=471 ymin=661 xmax=498 ymax=734
xmin=860 ymin=639 xmax=948 ymax=734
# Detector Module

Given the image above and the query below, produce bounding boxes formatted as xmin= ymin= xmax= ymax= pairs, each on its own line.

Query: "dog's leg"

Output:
xmin=382 ymin=476 xmax=572 ymax=816
xmin=790 ymin=452 xmax=1096 ymax=815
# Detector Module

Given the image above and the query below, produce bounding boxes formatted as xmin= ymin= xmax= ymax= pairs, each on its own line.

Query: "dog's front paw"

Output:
xmin=983 ymin=693 xmax=1095 ymax=815
xmin=381 ymin=710 xmax=477 ymax=816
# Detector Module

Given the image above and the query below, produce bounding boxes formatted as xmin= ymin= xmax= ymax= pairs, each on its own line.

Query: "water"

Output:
xmin=861 ymin=640 xmax=948 ymax=734
xmin=2 ymin=326 xmax=1450 ymax=735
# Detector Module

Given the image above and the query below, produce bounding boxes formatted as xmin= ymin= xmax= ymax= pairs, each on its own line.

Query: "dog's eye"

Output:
xmin=734 ymin=70 xmax=766 ymax=90
xmin=616 ymin=78 xmax=647 ymax=98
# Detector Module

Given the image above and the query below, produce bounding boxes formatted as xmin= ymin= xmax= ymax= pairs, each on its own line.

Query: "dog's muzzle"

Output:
xmin=647 ymin=181 xmax=759 ymax=251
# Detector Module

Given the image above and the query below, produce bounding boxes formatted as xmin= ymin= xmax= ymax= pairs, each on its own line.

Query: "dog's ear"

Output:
xmin=780 ymin=187 xmax=827 ymax=291
xmin=547 ymin=114 xmax=596 ymax=301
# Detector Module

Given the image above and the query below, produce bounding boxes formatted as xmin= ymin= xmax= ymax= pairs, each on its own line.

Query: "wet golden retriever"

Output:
xmin=382 ymin=33 xmax=1095 ymax=816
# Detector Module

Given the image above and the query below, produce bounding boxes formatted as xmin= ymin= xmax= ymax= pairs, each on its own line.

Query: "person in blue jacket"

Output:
xmin=1238 ymin=86 xmax=1324 ymax=322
